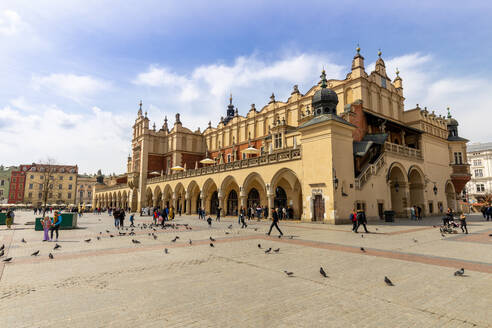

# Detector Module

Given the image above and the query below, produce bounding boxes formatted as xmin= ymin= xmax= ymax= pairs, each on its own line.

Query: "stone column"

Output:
xmin=267 ymin=193 xmax=274 ymax=219
xmin=185 ymin=192 xmax=191 ymax=215
xmin=217 ymin=188 xmax=224 ymax=215
xmin=239 ymin=187 xmax=246 ymax=210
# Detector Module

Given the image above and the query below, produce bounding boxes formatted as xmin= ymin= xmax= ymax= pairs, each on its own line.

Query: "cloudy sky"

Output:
xmin=1 ymin=0 xmax=491 ymax=174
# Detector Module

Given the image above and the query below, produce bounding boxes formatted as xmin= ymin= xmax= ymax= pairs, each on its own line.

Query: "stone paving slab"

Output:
xmin=0 ymin=211 xmax=491 ymax=327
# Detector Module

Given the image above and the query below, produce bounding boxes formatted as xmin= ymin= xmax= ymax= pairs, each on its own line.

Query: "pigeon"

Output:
xmin=210 ymin=243 xmax=214 ymax=247
xmin=210 ymin=237 xmax=216 ymax=242
xmin=489 ymin=234 xmax=492 ymax=237
xmin=289 ymin=235 xmax=294 ymax=239
xmin=164 ymin=248 xmax=169 ymax=254
xmin=148 ymin=233 xmax=151 ymax=236
xmin=320 ymin=267 xmax=328 ymax=278
xmin=284 ymin=270 xmax=294 ymax=277
xmin=97 ymin=236 xmax=101 ymax=240
xmin=106 ymin=230 xmax=110 ymax=233
xmin=384 ymin=276 xmax=394 ymax=286
xmin=264 ymin=248 xmax=272 ymax=254
xmin=0 ymin=244 xmax=4 ymax=251
xmin=441 ymin=233 xmax=446 ymax=238
xmin=21 ymin=238 xmax=27 ymax=243
xmin=225 ymin=232 xmax=230 ymax=235
xmin=228 ymin=224 xmax=233 ymax=229
xmin=3 ymin=257 xmax=12 ymax=262
xmin=257 ymin=244 xmax=262 ymax=249
xmin=361 ymin=234 xmax=364 ymax=238
xmin=0 ymin=250 xmax=4 ymax=257
xmin=84 ymin=239 xmax=91 ymax=243
xmin=49 ymin=253 xmax=54 ymax=259
xmin=53 ymin=243 xmax=61 ymax=250
xmin=171 ymin=238 xmax=177 ymax=243
xmin=273 ymin=248 xmax=280 ymax=253
xmin=129 ymin=232 xmax=136 ymax=236
xmin=254 ymin=228 xmax=258 ymax=231
xmin=175 ymin=236 xmax=180 ymax=240
xmin=119 ymin=232 xmax=126 ymax=236
xmin=454 ymin=268 xmax=465 ymax=276
xmin=278 ymin=235 xmax=281 ymax=239
xmin=132 ymin=239 xmax=141 ymax=244
xmin=375 ymin=228 xmax=379 ymax=231
xmin=360 ymin=247 xmax=366 ymax=252
xmin=31 ymin=250 xmax=40 ymax=256
xmin=413 ymin=239 xmax=418 ymax=243
xmin=99 ymin=231 xmax=102 ymax=235
xmin=189 ymin=239 xmax=192 ymax=245
xmin=110 ymin=234 xmax=114 ymax=238
xmin=153 ymin=234 xmax=158 ymax=240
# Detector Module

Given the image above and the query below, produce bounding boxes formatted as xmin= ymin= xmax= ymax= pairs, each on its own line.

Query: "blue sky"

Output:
xmin=1 ymin=0 xmax=491 ymax=174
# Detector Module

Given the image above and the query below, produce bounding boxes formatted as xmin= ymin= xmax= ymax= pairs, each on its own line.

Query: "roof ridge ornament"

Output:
xmin=378 ymin=48 xmax=382 ymax=58
xmin=447 ymin=107 xmax=451 ymax=118
xmin=320 ymin=69 xmax=327 ymax=88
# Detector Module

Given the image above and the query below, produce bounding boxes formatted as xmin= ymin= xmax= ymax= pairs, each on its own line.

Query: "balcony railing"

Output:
xmin=147 ymin=147 xmax=302 ymax=184
xmin=451 ymin=164 xmax=471 ymax=175
xmin=384 ymin=142 xmax=423 ymax=160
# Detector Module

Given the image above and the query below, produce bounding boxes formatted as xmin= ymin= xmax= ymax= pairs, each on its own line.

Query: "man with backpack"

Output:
xmin=354 ymin=209 xmax=369 ymax=233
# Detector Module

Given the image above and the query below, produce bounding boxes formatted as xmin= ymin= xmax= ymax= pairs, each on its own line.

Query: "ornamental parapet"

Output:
xmin=96 ymin=183 xmax=129 ymax=193
xmin=147 ymin=147 xmax=301 ymax=184
xmin=384 ymin=141 xmax=423 ymax=160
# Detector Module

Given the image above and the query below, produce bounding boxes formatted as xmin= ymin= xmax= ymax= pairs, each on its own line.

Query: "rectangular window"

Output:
xmin=428 ymin=201 xmax=434 ymax=214
xmin=80 ymin=191 xmax=84 ymax=199
xmin=28 ymin=192 xmax=32 ymax=198
xmin=40 ymin=176 xmax=43 ymax=179
xmin=69 ymin=176 xmax=73 ymax=181
xmin=88 ymin=191 xmax=92 ymax=197
xmin=477 ymin=184 xmax=485 ymax=192
xmin=474 ymin=169 xmax=483 ymax=177
xmin=227 ymin=154 xmax=231 ymax=163
xmin=68 ymin=193 xmax=71 ymax=199
xmin=473 ymin=159 xmax=482 ymax=166
xmin=454 ymin=152 xmax=463 ymax=164
xmin=58 ymin=184 xmax=62 ymax=190
xmin=59 ymin=176 xmax=63 ymax=180
xmin=242 ymin=153 xmax=246 ymax=160
xmin=274 ymin=133 xmax=282 ymax=149
xmin=12 ymin=178 xmax=16 ymax=183
xmin=68 ymin=184 xmax=72 ymax=190
xmin=355 ymin=201 xmax=366 ymax=212
xmin=57 ymin=193 xmax=61 ymax=199
xmin=49 ymin=184 xmax=53 ymax=189
xmin=38 ymin=193 xmax=42 ymax=199
xmin=30 ymin=175 xmax=34 ymax=179
xmin=49 ymin=192 xmax=53 ymax=198
xmin=0 ymin=180 xmax=3 ymax=186
xmin=0 ymin=190 xmax=3 ymax=196
xmin=29 ymin=184 xmax=33 ymax=189
xmin=381 ymin=77 xmax=386 ymax=88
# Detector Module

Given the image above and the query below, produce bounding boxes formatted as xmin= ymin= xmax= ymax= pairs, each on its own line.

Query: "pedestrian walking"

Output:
xmin=113 ymin=208 xmax=120 ymax=228
xmin=240 ymin=207 xmax=247 ymax=228
xmin=460 ymin=214 xmax=468 ymax=234
xmin=350 ymin=209 xmax=358 ymax=232
xmin=416 ymin=206 xmax=422 ymax=221
xmin=42 ymin=216 xmax=52 ymax=241
xmin=129 ymin=213 xmax=135 ymax=227
xmin=6 ymin=209 xmax=14 ymax=229
xmin=410 ymin=206 xmax=416 ymax=221
xmin=354 ymin=209 xmax=369 ymax=233
xmin=267 ymin=208 xmax=283 ymax=236
xmin=216 ymin=207 xmax=221 ymax=222
xmin=207 ymin=216 xmax=212 ymax=227
xmin=50 ymin=211 xmax=62 ymax=241
xmin=119 ymin=209 xmax=125 ymax=228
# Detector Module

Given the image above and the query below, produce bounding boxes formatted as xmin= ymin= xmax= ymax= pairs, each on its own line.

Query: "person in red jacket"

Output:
xmin=350 ymin=209 xmax=358 ymax=232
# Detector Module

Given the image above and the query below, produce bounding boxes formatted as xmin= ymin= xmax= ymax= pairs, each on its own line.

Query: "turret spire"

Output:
xmin=137 ymin=100 xmax=143 ymax=116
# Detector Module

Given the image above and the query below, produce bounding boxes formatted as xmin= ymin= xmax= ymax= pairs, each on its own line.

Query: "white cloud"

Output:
xmin=32 ymin=73 xmax=111 ymax=102
xmin=0 ymin=10 xmax=23 ymax=36
xmin=0 ymin=103 xmax=131 ymax=174
xmin=135 ymin=53 xmax=344 ymax=129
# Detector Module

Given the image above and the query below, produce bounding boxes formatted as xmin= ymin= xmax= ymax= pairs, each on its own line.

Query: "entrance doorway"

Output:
xmin=247 ymin=188 xmax=260 ymax=208
xmin=210 ymin=191 xmax=219 ymax=214
xmin=227 ymin=190 xmax=238 ymax=216
xmin=313 ymin=195 xmax=324 ymax=221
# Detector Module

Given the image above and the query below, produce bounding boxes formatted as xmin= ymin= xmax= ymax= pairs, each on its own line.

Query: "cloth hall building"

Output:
xmin=93 ymin=49 xmax=470 ymax=223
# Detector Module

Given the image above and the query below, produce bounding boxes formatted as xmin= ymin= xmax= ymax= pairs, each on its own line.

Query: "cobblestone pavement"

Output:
xmin=0 ymin=212 xmax=491 ymax=327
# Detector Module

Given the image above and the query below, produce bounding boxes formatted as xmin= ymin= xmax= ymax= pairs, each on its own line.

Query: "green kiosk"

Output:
xmin=35 ymin=212 xmax=78 ymax=231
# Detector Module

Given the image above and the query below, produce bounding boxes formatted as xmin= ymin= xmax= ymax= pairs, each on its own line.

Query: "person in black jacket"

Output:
xmin=119 ymin=209 xmax=125 ymax=228
xmin=267 ymin=208 xmax=283 ymax=236
xmin=354 ymin=210 xmax=369 ymax=233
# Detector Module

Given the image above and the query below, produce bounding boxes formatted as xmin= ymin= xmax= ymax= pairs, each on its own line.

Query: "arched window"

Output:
xmin=210 ymin=191 xmax=219 ymax=214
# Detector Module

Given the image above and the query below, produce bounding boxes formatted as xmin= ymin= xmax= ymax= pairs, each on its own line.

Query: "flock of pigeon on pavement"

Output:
xmin=0 ymin=219 xmax=468 ymax=283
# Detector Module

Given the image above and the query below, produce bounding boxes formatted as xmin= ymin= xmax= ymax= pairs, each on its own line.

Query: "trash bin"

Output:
xmin=0 ymin=212 xmax=7 ymax=225
xmin=384 ymin=210 xmax=395 ymax=222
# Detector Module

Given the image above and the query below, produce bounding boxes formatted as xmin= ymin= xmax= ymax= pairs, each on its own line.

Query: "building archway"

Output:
xmin=210 ymin=191 xmax=219 ymax=215
xmin=145 ymin=187 xmax=153 ymax=207
xmin=408 ymin=167 xmax=425 ymax=217
xmin=247 ymin=188 xmax=260 ymax=208
xmin=227 ymin=190 xmax=238 ymax=216
xmin=388 ymin=162 xmax=408 ymax=217
xmin=445 ymin=181 xmax=456 ymax=212
xmin=270 ymin=168 xmax=303 ymax=219
xmin=175 ymin=183 xmax=186 ymax=214
xmin=162 ymin=185 xmax=173 ymax=209
xmin=153 ymin=186 xmax=162 ymax=209
xmin=187 ymin=180 xmax=201 ymax=214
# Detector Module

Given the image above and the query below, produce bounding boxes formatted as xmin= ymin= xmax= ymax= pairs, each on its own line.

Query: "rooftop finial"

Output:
xmin=139 ymin=100 xmax=142 ymax=110
xmin=164 ymin=115 xmax=168 ymax=123
xmin=320 ymin=69 xmax=327 ymax=88
xmin=396 ymin=67 xmax=400 ymax=76
xmin=356 ymin=43 xmax=360 ymax=54
xmin=447 ymin=107 xmax=451 ymax=118
xmin=229 ymin=93 xmax=232 ymax=105
xmin=270 ymin=92 xmax=275 ymax=103
xmin=378 ymin=48 xmax=382 ymax=57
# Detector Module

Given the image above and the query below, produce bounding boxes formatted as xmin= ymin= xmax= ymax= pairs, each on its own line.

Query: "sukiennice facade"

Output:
xmin=93 ymin=49 xmax=471 ymax=223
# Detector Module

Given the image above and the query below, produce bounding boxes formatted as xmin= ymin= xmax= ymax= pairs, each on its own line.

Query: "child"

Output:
xmin=129 ymin=213 xmax=135 ymax=227
xmin=207 ymin=216 xmax=212 ymax=227
xmin=42 ymin=216 xmax=52 ymax=241
xmin=460 ymin=214 xmax=468 ymax=234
